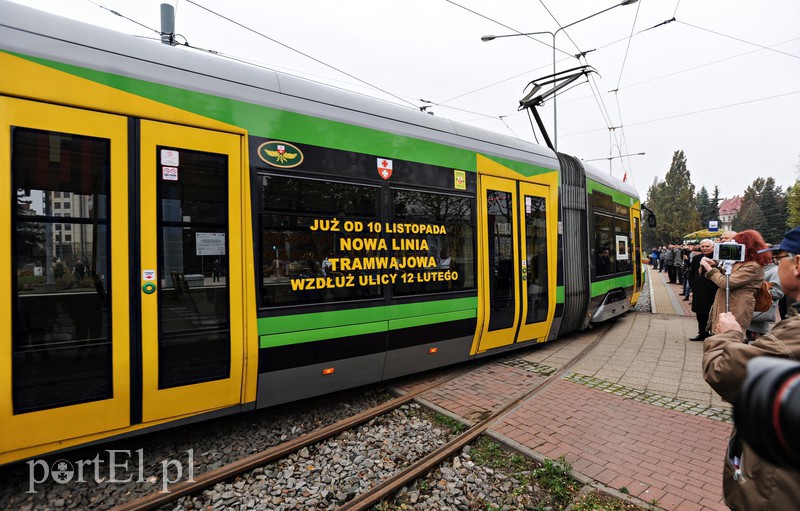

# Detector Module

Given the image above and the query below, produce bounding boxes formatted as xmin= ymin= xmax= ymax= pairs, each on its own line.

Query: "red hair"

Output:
xmin=735 ymin=230 xmax=771 ymax=266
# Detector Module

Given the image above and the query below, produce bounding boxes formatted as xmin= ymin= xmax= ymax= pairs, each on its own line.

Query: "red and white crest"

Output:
xmin=377 ymin=158 xmax=393 ymax=180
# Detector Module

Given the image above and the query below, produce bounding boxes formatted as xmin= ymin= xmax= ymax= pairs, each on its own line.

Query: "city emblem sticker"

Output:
xmin=257 ymin=141 xmax=303 ymax=168
xmin=377 ymin=158 xmax=393 ymax=180
xmin=454 ymin=169 xmax=466 ymax=190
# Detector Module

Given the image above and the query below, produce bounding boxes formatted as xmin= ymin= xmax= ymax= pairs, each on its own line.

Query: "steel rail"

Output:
xmin=336 ymin=322 xmax=613 ymax=511
xmin=112 ymin=321 xmax=610 ymax=511
xmin=110 ymin=367 xmax=469 ymax=511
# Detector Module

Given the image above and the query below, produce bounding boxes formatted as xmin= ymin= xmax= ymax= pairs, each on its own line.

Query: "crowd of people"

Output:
xmin=649 ymin=230 xmax=788 ymax=342
xmin=650 ymin=227 xmax=800 ymax=509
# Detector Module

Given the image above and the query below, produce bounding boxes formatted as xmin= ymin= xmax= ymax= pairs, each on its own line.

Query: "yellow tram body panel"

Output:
xmin=0 ymin=52 xmax=260 ymax=464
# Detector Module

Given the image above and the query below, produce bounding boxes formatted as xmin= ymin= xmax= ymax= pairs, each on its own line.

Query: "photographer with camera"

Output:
xmin=703 ymin=226 xmax=800 ymax=510
xmin=699 ymin=230 xmax=769 ymax=335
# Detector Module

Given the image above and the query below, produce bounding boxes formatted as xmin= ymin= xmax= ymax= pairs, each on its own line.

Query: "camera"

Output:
xmin=734 ymin=357 xmax=800 ymax=469
xmin=714 ymin=242 xmax=745 ymax=263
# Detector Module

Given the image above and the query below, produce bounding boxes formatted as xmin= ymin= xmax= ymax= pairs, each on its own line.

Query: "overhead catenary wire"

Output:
xmin=612 ymin=36 xmax=800 ymax=92
xmin=562 ymin=89 xmax=800 ymax=137
xmin=614 ymin=0 xmax=642 ymax=90
xmin=183 ymin=0 xmax=419 ymax=109
xmin=80 ymin=0 xmax=797 ymax=187
xmin=677 ymin=20 xmax=800 ymax=60
xmin=445 ymin=0 xmax=574 ymax=58
xmin=438 ymin=2 xmax=676 ymax=166
xmin=85 ymin=0 xmax=161 ymax=35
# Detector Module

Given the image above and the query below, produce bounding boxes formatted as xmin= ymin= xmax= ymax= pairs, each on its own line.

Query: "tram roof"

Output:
xmin=581 ymin=162 xmax=640 ymax=201
xmin=1 ymin=0 xmax=562 ymax=173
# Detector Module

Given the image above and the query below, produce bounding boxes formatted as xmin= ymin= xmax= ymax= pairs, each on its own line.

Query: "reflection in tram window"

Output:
xmin=614 ymin=217 xmax=632 ymax=274
xmin=260 ymin=176 xmax=382 ymax=306
xmin=156 ymin=147 xmax=230 ymax=389
xmin=11 ymin=127 xmax=112 ymax=413
xmin=592 ymin=214 xmax=614 ymax=278
xmin=392 ymin=189 xmax=475 ymax=296
xmin=591 ymin=190 xmax=632 ymax=280
xmin=486 ymin=190 xmax=515 ymax=331
xmin=524 ymin=195 xmax=548 ymax=324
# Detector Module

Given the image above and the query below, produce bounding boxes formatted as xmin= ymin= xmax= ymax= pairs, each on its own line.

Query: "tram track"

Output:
xmin=109 ymin=322 xmax=613 ymax=511
xmin=109 ymin=368 xmax=470 ymax=511
xmin=340 ymin=322 xmax=614 ymax=511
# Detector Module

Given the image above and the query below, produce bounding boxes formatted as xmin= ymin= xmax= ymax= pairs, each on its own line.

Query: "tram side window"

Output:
xmin=615 ymin=217 xmax=632 ymax=274
xmin=11 ymin=127 xmax=112 ymax=413
xmin=260 ymin=176 xmax=382 ymax=307
xmin=524 ymin=195 xmax=548 ymax=324
xmin=592 ymin=210 xmax=633 ymax=279
xmin=592 ymin=213 xmax=614 ymax=278
xmin=392 ymin=189 xmax=475 ymax=296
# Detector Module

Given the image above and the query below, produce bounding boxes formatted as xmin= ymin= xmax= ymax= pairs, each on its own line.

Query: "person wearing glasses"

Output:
xmin=702 ymin=226 xmax=800 ymax=510
xmin=699 ymin=230 xmax=769 ymax=335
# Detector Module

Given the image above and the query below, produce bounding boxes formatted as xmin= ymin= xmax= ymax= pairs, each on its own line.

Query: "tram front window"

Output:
xmin=11 ymin=128 xmax=112 ymax=413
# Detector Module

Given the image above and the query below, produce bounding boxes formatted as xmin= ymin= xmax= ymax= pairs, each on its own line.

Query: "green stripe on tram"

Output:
xmin=590 ymin=275 xmax=635 ymax=297
xmin=14 ymin=53 xmax=556 ymax=178
xmin=586 ymin=178 xmax=637 ymax=206
xmin=258 ymin=297 xmax=478 ymax=348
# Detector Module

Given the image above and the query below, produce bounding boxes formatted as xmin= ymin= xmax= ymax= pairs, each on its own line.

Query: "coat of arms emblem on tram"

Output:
xmin=258 ymin=141 xmax=304 ymax=168
xmin=377 ymin=158 xmax=393 ymax=180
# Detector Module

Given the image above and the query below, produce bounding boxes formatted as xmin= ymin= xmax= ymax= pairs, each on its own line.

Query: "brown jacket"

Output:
xmin=705 ymin=261 xmax=764 ymax=334
xmin=703 ymin=309 xmax=800 ymax=510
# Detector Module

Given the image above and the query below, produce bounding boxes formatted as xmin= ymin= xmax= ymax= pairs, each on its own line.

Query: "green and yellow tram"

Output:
xmin=0 ymin=1 xmax=645 ymax=464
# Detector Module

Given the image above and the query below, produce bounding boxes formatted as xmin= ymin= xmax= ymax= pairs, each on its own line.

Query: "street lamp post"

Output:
xmin=481 ymin=0 xmax=638 ymax=151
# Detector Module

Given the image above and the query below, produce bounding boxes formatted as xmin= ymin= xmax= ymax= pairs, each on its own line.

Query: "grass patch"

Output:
xmin=571 ymin=489 xmax=657 ymax=511
xmin=432 ymin=413 xmax=468 ymax=434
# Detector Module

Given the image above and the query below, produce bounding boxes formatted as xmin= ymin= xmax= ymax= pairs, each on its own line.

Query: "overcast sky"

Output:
xmin=12 ymin=0 xmax=800 ymax=203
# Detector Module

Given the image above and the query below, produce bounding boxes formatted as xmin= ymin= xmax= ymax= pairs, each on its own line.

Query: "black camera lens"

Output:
xmin=734 ymin=357 xmax=800 ymax=469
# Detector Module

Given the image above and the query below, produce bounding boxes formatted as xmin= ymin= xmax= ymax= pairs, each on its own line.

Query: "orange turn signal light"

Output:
xmin=322 ymin=367 xmax=335 ymax=375
xmin=428 ymin=347 xmax=438 ymax=354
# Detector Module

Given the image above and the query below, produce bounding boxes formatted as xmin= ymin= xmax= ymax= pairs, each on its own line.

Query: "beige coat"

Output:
xmin=704 ymin=261 xmax=764 ymax=334
xmin=703 ymin=311 xmax=800 ymax=510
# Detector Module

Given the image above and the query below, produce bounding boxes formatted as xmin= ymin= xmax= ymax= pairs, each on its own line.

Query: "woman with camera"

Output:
xmin=703 ymin=227 xmax=800 ymax=510
xmin=699 ymin=230 xmax=770 ymax=335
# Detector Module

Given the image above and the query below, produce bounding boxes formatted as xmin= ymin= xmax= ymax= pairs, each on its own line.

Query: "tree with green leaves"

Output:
xmin=733 ymin=177 xmax=787 ymax=243
xmin=787 ymin=180 xmax=800 ymax=229
xmin=695 ymin=186 xmax=720 ymax=229
xmin=644 ymin=150 xmax=699 ymax=245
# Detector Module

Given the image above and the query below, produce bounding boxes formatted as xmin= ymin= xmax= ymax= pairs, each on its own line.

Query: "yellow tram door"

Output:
xmin=477 ymin=175 xmax=555 ymax=351
xmin=630 ymin=206 xmax=643 ymax=298
xmin=516 ymin=181 xmax=556 ymax=343
xmin=139 ymin=121 xmax=246 ymax=423
xmin=1 ymin=98 xmax=131 ymax=462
